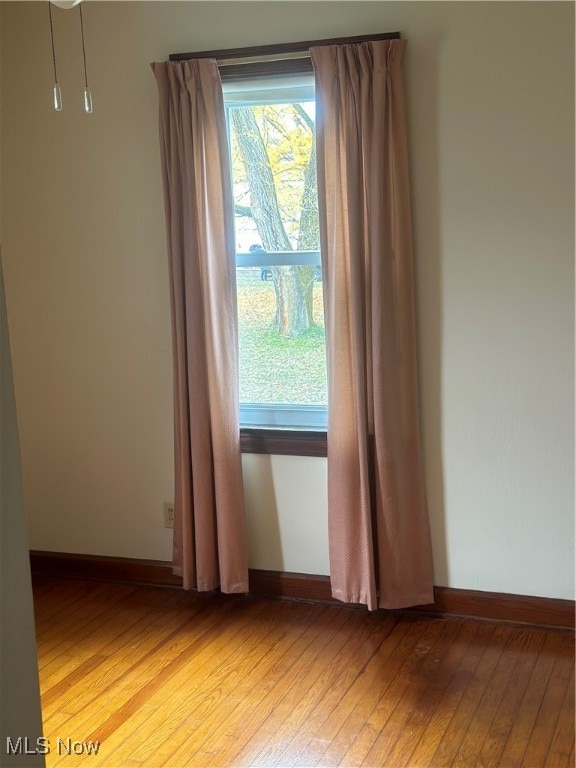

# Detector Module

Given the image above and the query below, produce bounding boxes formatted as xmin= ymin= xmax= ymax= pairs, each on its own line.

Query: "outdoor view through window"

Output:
xmin=224 ymin=76 xmax=327 ymax=429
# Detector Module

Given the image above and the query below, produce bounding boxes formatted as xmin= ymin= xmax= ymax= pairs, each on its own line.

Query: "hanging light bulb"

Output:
xmin=53 ymin=83 xmax=63 ymax=111
xmin=48 ymin=0 xmax=93 ymax=114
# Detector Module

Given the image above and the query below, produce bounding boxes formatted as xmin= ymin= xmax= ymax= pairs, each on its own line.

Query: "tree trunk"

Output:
xmin=297 ymin=136 xmax=319 ymax=326
xmin=229 ymin=109 xmax=291 ymax=253
xmin=230 ymin=106 xmax=316 ymax=338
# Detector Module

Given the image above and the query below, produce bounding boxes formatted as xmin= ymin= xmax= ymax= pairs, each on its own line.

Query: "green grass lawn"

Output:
xmin=236 ymin=270 xmax=327 ymax=405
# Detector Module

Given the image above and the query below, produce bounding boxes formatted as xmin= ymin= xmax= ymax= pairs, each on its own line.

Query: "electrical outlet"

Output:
xmin=163 ymin=502 xmax=174 ymax=529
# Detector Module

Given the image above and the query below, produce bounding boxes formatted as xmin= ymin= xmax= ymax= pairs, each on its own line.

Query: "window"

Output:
xmin=169 ymin=31 xmax=399 ymax=451
xmin=223 ymin=75 xmax=328 ymax=431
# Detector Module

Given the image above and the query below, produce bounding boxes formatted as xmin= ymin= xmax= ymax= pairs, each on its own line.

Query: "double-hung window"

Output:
xmin=223 ymin=75 xmax=327 ymax=431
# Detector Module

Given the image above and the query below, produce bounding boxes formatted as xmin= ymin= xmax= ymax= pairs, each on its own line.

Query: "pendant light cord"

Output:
xmin=79 ymin=4 xmax=89 ymax=90
xmin=48 ymin=1 xmax=59 ymax=85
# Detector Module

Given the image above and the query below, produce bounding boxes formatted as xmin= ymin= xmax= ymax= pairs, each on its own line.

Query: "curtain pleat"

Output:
xmin=312 ymin=40 xmax=434 ymax=610
xmin=152 ymin=59 xmax=248 ymax=594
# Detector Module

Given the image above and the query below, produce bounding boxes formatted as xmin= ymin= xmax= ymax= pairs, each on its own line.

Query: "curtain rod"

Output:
xmin=169 ymin=31 xmax=401 ymax=63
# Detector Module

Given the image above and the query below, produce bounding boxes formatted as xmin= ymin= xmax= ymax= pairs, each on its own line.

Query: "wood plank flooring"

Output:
xmin=32 ymin=578 xmax=574 ymax=768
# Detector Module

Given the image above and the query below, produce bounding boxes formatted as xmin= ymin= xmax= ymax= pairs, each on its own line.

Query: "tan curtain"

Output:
xmin=151 ymin=59 xmax=248 ymax=594
xmin=311 ymin=40 xmax=434 ymax=610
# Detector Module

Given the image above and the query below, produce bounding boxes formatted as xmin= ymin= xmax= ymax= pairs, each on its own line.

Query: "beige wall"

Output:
xmin=1 ymin=2 xmax=573 ymax=599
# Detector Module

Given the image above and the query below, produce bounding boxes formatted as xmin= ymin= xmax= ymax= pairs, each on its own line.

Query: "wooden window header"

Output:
xmin=169 ymin=31 xmax=401 ymax=79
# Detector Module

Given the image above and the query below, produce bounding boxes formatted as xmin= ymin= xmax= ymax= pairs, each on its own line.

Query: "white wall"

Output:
xmin=1 ymin=2 xmax=573 ymax=599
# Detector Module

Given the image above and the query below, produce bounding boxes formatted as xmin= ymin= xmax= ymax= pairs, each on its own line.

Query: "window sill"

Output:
xmin=240 ymin=428 xmax=327 ymax=457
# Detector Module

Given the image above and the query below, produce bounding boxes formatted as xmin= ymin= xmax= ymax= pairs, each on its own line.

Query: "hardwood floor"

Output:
xmin=32 ymin=578 xmax=574 ymax=768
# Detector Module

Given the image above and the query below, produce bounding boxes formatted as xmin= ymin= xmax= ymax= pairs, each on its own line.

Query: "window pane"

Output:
xmin=226 ymin=90 xmax=327 ymax=423
xmin=229 ymin=101 xmax=319 ymax=252
xmin=236 ymin=265 xmax=326 ymax=407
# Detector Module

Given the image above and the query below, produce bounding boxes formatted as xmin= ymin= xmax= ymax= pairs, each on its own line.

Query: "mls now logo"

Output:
xmin=6 ymin=737 xmax=100 ymax=756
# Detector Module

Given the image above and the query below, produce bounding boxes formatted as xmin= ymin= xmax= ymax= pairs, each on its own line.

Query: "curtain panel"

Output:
xmin=152 ymin=60 xmax=248 ymax=594
xmin=311 ymin=40 xmax=434 ymax=610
